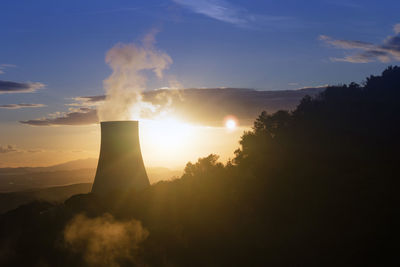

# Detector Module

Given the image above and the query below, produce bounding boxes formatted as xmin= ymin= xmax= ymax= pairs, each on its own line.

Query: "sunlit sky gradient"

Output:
xmin=1 ymin=0 xmax=399 ymax=168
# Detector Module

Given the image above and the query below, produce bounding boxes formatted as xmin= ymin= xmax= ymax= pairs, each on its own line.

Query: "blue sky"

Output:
xmin=1 ymin=0 xmax=399 ymax=116
xmin=1 ymin=0 xmax=400 ymax=166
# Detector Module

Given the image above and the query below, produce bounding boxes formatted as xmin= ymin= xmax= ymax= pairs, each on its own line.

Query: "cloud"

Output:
xmin=0 ymin=103 xmax=46 ymax=109
xmin=68 ymin=95 xmax=106 ymax=106
xmin=0 ymin=144 xmax=46 ymax=154
xmin=20 ymin=107 xmax=98 ymax=126
xmin=26 ymin=149 xmax=45 ymax=153
xmin=0 ymin=80 xmax=45 ymax=93
xmin=319 ymin=23 xmax=400 ymax=63
xmin=141 ymin=87 xmax=324 ymax=126
xmin=324 ymin=0 xmax=361 ymax=9
xmin=0 ymin=64 xmax=16 ymax=74
xmin=22 ymin=87 xmax=324 ymax=127
xmin=172 ymin=0 xmax=291 ymax=29
xmin=297 ymin=84 xmax=329 ymax=90
xmin=64 ymin=213 xmax=148 ymax=267
xmin=394 ymin=23 xmax=400 ymax=35
xmin=0 ymin=145 xmax=20 ymax=153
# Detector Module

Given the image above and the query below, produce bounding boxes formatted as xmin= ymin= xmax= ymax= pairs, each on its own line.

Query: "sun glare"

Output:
xmin=226 ymin=119 xmax=236 ymax=130
xmin=137 ymin=115 xmax=243 ymax=167
xmin=140 ymin=117 xmax=196 ymax=161
xmin=224 ymin=116 xmax=238 ymax=131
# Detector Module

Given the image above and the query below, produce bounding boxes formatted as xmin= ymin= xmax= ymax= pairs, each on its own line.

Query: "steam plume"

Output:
xmin=64 ymin=213 xmax=149 ymax=267
xmin=98 ymin=31 xmax=172 ymax=121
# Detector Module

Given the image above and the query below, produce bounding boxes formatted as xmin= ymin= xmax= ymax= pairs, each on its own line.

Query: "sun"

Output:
xmin=225 ymin=119 xmax=236 ymax=130
xmin=224 ymin=116 xmax=238 ymax=131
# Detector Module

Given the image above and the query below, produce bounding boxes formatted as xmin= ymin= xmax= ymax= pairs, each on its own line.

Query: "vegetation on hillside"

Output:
xmin=0 ymin=67 xmax=399 ymax=266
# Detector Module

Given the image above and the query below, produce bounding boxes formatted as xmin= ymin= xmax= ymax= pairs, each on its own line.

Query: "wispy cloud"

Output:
xmin=0 ymin=64 xmax=16 ymax=74
xmin=394 ymin=23 xmax=400 ymax=34
xmin=20 ymin=107 xmax=98 ymax=126
xmin=0 ymin=80 xmax=45 ymax=93
xmin=0 ymin=103 xmax=46 ymax=109
xmin=89 ymin=7 xmax=141 ymax=15
xmin=0 ymin=144 xmax=45 ymax=154
xmin=172 ymin=0 xmax=292 ymax=29
xmin=0 ymin=144 xmax=20 ymax=154
xmin=319 ymin=23 xmax=400 ymax=63
xmin=67 ymin=95 xmax=106 ymax=107
xmin=324 ymin=0 xmax=362 ymax=9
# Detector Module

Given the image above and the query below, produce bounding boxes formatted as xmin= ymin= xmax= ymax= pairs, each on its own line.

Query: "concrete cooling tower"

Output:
xmin=91 ymin=121 xmax=150 ymax=194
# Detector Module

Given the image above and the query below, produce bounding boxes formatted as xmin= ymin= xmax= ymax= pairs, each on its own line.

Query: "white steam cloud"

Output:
xmin=64 ymin=213 xmax=149 ymax=267
xmin=98 ymin=31 xmax=173 ymax=121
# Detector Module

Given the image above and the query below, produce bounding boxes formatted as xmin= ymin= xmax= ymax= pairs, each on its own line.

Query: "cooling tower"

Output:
xmin=91 ymin=121 xmax=150 ymax=194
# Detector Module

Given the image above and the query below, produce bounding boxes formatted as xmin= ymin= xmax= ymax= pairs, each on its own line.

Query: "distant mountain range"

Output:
xmin=0 ymin=158 xmax=182 ymax=191
xmin=0 ymin=158 xmax=182 ymax=213
xmin=0 ymin=158 xmax=98 ymax=176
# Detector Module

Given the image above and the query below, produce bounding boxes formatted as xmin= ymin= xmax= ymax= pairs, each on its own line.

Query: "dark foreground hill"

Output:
xmin=0 ymin=183 xmax=92 ymax=214
xmin=0 ymin=67 xmax=399 ymax=266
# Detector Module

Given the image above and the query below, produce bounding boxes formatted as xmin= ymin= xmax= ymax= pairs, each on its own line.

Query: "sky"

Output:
xmin=1 ymin=0 xmax=399 ymax=168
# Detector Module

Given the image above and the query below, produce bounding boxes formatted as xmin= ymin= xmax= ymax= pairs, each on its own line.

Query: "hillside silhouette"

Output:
xmin=0 ymin=67 xmax=399 ymax=266
xmin=0 ymin=161 xmax=182 ymax=213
